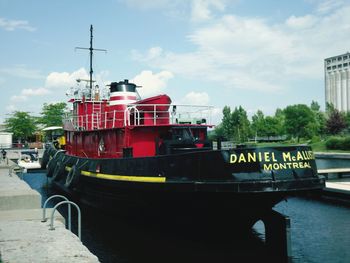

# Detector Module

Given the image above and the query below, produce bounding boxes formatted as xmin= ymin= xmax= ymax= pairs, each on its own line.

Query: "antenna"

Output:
xmin=75 ymin=25 xmax=107 ymax=91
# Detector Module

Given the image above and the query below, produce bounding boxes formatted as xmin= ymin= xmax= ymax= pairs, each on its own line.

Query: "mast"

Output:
xmin=89 ymin=25 xmax=93 ymax=90
xmin=76 ymin=25 xmax=107 ymax=92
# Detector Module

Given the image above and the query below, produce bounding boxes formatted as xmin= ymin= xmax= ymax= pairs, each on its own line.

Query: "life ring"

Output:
xmin=41 ymin=150 xmax=50 ymax=169
xmin=46 ymin=158 xmax=56 ymax=177
xmin=65 ymin=164 xmax=80 ymax=188
xmin=46 ymin=150 xmax=64 ymax=177
xmin=51 ymin=159 xmax=67 ymax=181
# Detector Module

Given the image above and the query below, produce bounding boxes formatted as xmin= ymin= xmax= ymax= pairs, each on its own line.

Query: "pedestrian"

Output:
xmin=1 ymin=149 xmax=7 ymax=162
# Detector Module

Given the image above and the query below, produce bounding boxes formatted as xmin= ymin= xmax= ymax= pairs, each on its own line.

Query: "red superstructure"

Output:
xmin=63 ymin=79 xmax=213 ymax=159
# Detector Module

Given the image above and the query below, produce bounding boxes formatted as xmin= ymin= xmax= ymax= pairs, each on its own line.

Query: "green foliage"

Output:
xmin=310 ymin=101 xmax=326 ymax=136
xmin=310 ymin=100 xmax=321 ymax=111
xmin=251 ymin=110 xmax=265 ymax=136
xmin=251 ymin=110 xmax=283 ymax=138
xmin=325 ymin=136 xmax=350 ymax=150
xmin=39 ymin=102 xmax=67 ymax=127
xmin=284 ymin=104 xmax=317 ymax=141
xmin=216 ymin=100 xmax=350 ymax=150
xmin=5 ymin=111 xmax=37 ymax=142
xmin=221 ymin=106 xmax=251 ymax=143
xmin=209 ymin=124 xmax=226 ymax=140
xmin=325 ymin=108 xmax=346 ymax=135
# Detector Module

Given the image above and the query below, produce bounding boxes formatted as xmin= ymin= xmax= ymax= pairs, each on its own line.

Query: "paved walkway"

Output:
xmin=0 ymin=160 xmax=99 ymax=263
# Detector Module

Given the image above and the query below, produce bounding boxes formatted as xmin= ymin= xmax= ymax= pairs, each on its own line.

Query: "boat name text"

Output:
xmin=229 ymin=150 xmax=314 ymax=170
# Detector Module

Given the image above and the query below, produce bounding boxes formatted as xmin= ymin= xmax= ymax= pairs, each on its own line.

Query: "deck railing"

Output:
xmin=64 ymin=104 xmax=213 ymax=131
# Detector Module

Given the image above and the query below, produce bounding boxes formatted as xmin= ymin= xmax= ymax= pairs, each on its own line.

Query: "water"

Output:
xmin=316 ymin=158 xmax=350 ymax=169
xmin=22 ymin=171 xmax=350 ymax=263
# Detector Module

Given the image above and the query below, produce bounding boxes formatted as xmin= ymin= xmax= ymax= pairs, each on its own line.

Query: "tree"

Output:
xmin=274 ymin=108 xmax=286 ymax=135
xmin=344 ymin=112 xmax=350 ymax=130
xmin=5 ymin=111 xmax=37 ymax=142
xmin=39 ymin=102 xmax=67 ymax=127
xmin=221 ymin=105 xmax=251 ymax=142
xmin=251 ymin=110 xmax=266 ymax=137
xmin=310 ymin=101 xmax=326 ymax=136
xmin=264 ymin=116 xmax=281 ymax=137
xmin=326 ymin=109 xmax=347 ymax=135
xmin=222 ymin=106 xmax=234 ymax=139
xmin=210 ymin=123 xmax=226 ymax=140
xmin=310 ymin=100 xmax=321 ymax=111
xmin=251 ymin=110 xmax=284 ymax=138
xmin=284 ymin=104 xmax=317 ymax=141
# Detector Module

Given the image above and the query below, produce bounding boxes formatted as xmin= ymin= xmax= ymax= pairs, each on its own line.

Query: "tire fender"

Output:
xmin=65 ymin=164 xmax=80 ymax=188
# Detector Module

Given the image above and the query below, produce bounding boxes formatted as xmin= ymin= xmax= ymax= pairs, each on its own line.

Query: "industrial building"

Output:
xmin=325 ymin=52 xmax=350 ymax=111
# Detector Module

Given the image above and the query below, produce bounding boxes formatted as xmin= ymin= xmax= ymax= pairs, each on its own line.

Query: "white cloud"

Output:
xmin=121 ymin=0 xmax=179 ymax=9
xmin=181 ymin=91 xmax=210 ymax=105
xmin=286 ymin=15 xmax=318 ymax=29
xmin=131 ymin=70 xmax=174 ymax=98
xmin=316 ymin=0 xmax=344 ymax=14
xmin=22 ymin=88 xmax=50 ymax=96
xmin=5 ymin=104 xmax=17 ymax=112
xmin=10 ymin=87 xmax=50 ymax=102
xmin=0 ymin=17 xmax=36 ymax=31
xmin=191 ymin=0 xmax=226 ymax=22
xmin=10 ymin=95 xmax=27 ymax=102
xmin=121 ymin=0 xmax=228 ymax=20
xmin=45 ymin=68 xmax=88 ymax=88
xmin=132 ymin=2 xmax=350 ymax=94
xmin=131 ymin=47 xmax=163 ymax=62
xmin=0 ymin=65 xmax=44 ymax=79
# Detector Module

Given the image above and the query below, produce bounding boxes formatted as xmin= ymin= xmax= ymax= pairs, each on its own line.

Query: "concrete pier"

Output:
xmin=325 ymin=179 xmax=350 ymax=193
xmin=261 ymin=210 xmax=292 ymax=261
xmin=0 ymin=160 xmax=99 ymax=263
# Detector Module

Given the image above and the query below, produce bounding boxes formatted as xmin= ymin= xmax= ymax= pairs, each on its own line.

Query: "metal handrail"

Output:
xmin=8 ymin=164 xmax=24 ymax=177
xmin=64 ymin=104 xmax=213 ymax=131
xmin=49 ymin=200 xmax=81 ymax=240
xmin=42 ymin=195 xmax=71 ymax=231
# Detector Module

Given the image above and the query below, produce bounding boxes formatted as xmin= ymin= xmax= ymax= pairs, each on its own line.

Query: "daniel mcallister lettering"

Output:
xmin=229 ymin=150 xmax=314 ymax=171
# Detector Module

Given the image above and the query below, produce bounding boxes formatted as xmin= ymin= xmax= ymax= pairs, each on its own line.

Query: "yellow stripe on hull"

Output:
xmin=65 ymin=166 xmax=165 ymax=183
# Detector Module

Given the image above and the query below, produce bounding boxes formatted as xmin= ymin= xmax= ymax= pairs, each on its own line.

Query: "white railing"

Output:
xmin=64 ymin=104 xmax=213 ymax=131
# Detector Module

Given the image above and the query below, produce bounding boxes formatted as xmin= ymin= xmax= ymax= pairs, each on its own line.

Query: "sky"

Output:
xmin=1 ymin=0 xmax=350 ymax=124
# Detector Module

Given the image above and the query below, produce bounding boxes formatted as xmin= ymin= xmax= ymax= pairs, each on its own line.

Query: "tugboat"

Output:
xmin=43 ymin=26 xmax=325 ymax=230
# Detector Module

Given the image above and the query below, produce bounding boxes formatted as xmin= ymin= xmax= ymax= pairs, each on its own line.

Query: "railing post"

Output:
xmin=42 ymin=195 xmax=71 ymax=231
xmin=49 ymin=200 xmax=81 ymax=240
xmin=153 ymin=105 xmax=156 ymax=125
xmin=124 ymin=108 xmax=130 ymax=126
xmin=113 ymin=110 xmax=116 ymax=128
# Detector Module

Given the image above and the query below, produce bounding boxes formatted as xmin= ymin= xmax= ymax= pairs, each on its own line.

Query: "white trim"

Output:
xmin=110 ymin=91 xmax=136 ymax=97
xmin=109 ymin=99 xmax=137 ymax=106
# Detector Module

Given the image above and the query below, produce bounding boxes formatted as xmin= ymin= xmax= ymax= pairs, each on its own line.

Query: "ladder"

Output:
xmin=92 ymin=102 xmax=101 ymax=129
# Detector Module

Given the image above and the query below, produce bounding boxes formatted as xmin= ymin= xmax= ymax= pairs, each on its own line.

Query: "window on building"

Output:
xmin=344 ymin=63 xmax=348 ymax=67
xmin=327 ymin=60 xmax=331 ymax=64
xmin=327 ymin=66 xmax=331 ymax=70
xmin=332 ymin=65 xmax=337 ymax=69
xmin=338 ymin=64 xmax=342 ymax=68
xmin=332 ymin=58 xmax=336 ymax=62
xmin=338 ymin=57 xmax=342 ymax=61
xmin=343 ymin=56 xmax=348 ymax=60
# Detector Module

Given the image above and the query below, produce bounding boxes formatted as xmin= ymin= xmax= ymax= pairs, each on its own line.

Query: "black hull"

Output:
xmin=43 ymin=145 xmax=325 ymax=229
